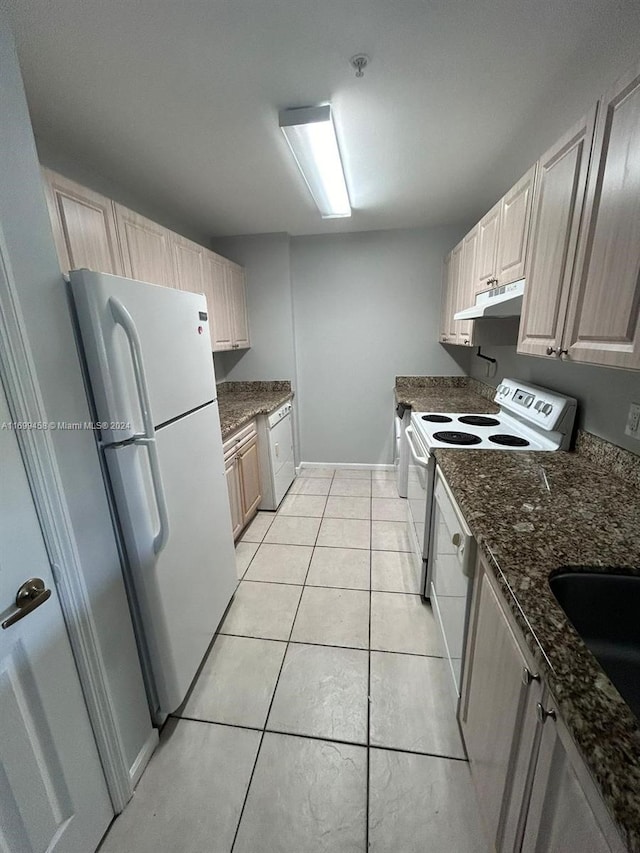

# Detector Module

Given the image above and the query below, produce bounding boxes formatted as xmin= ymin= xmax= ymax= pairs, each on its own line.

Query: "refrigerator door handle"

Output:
xmin=109 ymin=296 xmax=155 ymax=440
xmin=134 ymin=437 xmax=170 ymax=555
xmin=109 ymin=297 xmax=169 ymax=554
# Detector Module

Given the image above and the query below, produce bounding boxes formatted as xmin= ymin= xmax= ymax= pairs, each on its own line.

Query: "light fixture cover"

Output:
xmin=279 ymin=105 xmax=351 ymax=219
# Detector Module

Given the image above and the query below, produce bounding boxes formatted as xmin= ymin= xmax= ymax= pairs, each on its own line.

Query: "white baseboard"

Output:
xmin=128 ymin=728 xmax=159 ymax=796
xmin=297 ymin=462 xmax=394 ymax=472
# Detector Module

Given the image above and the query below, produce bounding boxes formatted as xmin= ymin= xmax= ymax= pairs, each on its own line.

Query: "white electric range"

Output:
xmin=405 ymin=378 xmax=577 ymax=592
xmin=405 ymin=378 xmax=577 ymax=700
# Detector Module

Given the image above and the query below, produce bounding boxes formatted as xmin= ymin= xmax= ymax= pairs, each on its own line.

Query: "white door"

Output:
xmin=0 ymin=382 xmax=112 ymax=853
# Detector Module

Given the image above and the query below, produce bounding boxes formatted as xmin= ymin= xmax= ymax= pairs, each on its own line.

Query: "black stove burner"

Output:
xmin=458 ymin=415 xmax=500 ymax=427
xmin=433 ymin=431 xmax=483 ymax=446
xmin=421 ymin=414 xmax=453 ymax=423
xmin=489 ymin=434 xmax=530 ymax=447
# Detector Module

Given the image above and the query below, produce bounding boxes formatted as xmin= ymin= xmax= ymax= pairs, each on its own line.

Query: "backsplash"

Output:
xmin=575 ymin=430 xmax=640 ymax=491
xmin=217 ymin=380 xmax=292 ymax=395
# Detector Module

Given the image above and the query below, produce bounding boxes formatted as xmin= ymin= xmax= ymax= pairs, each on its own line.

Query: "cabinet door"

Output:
xmin=447 ymin=242 xmax=464 ymax=342
xmin=114 ymin=204 xmax=175 ymax=287
xmin=42 ymin=168 xmax=123 ymax=275
xmin=439 ymin=253 xmax=453 ymax=343
xmin=521 ymin=702 xmax=625 ymax=853
xmin=563 ymin=60 xmax=640 ymax=370
xmin=496 ymin=165 xmax=536 ymax=286
xmin=171 ymin=234 xmax=205 ymax=294
xmin=460 ymin=564 xmax=531 ymax=848
xmin=475 ymin=201 xmax=501 ymax=290
xmin=456 ymin=227 xmax=477 ymax=346
xmin=225 ymin=457 xmax=243 ymax=540
xmin=227 ymin=262 xmax=250 ymax=349
xmin=238 ymin=435 xmax=261 ymax=523
xmin=203 ymin=252 xmax=233 ymax=351
xmin=517 ymin=109 xmax=597 ymax=359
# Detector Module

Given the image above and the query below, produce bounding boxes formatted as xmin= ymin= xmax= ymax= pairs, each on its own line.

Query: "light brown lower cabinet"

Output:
xmin=460 ymin=554 xmax=626 ymax=853
xmin=223 ymin=421 xmax=262 ymax=540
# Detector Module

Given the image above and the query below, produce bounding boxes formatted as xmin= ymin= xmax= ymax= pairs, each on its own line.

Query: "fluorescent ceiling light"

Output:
xmin=279 ymin=105 xmax=351 ymax=219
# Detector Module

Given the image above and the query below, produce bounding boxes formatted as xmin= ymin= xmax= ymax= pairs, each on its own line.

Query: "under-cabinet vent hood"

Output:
xmin=454 ymin=279 xmax=525 ymax=320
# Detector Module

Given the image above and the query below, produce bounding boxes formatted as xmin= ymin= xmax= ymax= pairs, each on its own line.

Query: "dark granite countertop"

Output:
xmin=395 ymin=375 xmax=499 ymax=414
xmin=435 ymin=445 xmax=640 ymax=851
xmin=216 ymin=381 xmax=293 ymax=439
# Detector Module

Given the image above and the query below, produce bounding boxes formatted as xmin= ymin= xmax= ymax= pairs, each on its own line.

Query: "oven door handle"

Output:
xmin=406 ymin=426 xmax=430 ymax=467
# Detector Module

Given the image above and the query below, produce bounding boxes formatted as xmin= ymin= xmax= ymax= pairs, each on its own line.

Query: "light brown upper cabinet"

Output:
xmin=562 ymin=60 xmax=640 ymax=370
xmin=226 ymin=262 xmax=250 ymax=349
xmin=439 ymin=253 xmax=453 ymax=344
xmin=439 ymin=242 xmax=463 ymax=344
xmin=42 ymin=168 xmax=123 ymax=275
xmin=457 ymin=226 xmax=478 ymax=346
xmin=517 ymin=108 xmax=598 ymax=359
xmin=475 ymin=201 xmax=502 ymax=291
xmin=114 ymin=204 xmax=175 ymax=288
xmin=41 ymin=168 xmax=250 ymax=354
xmin=474 ymin=166 xmax=536 ymax=293
xmin=496 ymin=165 xmax=536 ymax=286
xmin=171 ymin=234 xmax=205 ymax=295
xmin=204 ymin=251 xmax=233 ymax=351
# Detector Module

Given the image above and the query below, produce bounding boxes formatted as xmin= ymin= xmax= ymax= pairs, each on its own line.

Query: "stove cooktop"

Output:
xmin=412 ymin=411 xmax=554 ymax=452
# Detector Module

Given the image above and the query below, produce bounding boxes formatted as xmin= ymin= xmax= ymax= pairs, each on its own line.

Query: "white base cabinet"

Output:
xmin=460 ymin=554 xmax=626 ymax=853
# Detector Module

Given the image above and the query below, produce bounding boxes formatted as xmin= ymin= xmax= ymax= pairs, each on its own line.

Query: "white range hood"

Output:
xmin=454 ymin=279 xmax=525 ymax=320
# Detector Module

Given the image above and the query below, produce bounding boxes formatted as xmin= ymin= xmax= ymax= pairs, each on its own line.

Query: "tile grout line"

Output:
xmin=228 ymin=473 xmax=330 ymax=853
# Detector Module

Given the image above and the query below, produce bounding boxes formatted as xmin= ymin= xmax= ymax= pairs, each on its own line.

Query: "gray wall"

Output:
xmin=0 ymin=12 xmax=152 ymax=775
xmin=212 ymin=233 xmax=296 ymax=385
xmin=291 ymin=228 xmax=471 ymax=464
xmin=469 ymin=345 xmax=640 ymax=456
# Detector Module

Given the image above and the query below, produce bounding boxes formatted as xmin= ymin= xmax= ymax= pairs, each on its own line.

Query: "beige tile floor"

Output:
xmin=98 ymin=466 xmax=487 ymax=853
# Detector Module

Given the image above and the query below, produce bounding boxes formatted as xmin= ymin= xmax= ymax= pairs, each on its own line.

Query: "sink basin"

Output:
xmin=549 ymin=570 xmax=640 ymax=720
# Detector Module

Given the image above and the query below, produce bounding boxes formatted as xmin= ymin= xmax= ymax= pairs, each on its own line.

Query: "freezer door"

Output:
xmin=105 ymin=402 xmax=237 ymax=715
xmin=70 ymin=269 xmax=216 ymax=444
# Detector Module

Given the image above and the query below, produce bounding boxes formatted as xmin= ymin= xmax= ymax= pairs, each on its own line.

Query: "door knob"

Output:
xmin=2 ymin=578 xmax=52 ymax=629
xmin=546 ymin=346 xmax=557 ymax=356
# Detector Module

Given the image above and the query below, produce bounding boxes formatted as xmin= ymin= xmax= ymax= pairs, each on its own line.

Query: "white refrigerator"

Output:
xmin=70 ymin=270 xmax=237 ymax=719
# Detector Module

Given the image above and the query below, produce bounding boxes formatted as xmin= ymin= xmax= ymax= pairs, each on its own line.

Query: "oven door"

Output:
xmin=405 ymin=425 xmax=434 ymax=593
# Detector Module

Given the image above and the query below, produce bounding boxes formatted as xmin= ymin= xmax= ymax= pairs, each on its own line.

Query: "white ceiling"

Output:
xmin=6 ymin=0 xmax=640 ymax=238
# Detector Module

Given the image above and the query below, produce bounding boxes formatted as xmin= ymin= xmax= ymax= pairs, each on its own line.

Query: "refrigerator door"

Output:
xmin=70 ymin=269 xmax=216 ymax=444
xmin=104 ymin=402 xmax=237 ymax=715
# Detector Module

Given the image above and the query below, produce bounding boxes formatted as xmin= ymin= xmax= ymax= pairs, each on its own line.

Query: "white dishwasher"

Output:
xmin=258 ymin=401 xmax=295 ymax=510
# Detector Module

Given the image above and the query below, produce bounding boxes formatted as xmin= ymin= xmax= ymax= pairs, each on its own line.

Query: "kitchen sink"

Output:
xmin=549 ymin=570 xmax=640 ymax=720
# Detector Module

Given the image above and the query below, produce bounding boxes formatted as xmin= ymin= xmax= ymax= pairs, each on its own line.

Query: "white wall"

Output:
xmin=291 ymin=228 xmax=471 ymax=464
xmin=0 ymin=12 xmax=152 ymax=776
xmin=470 ymin=345 xmax=640 ymax=455
xmin=212 ymin=233 xmax=296 ymax=385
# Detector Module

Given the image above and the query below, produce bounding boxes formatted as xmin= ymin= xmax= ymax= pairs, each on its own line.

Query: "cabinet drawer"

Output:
xmin=223 ymin=420 xmax=257 ymax=460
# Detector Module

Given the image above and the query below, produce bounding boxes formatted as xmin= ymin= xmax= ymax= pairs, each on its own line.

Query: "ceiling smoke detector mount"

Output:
xmin=350 ymin=54 xmax=369 ymax=78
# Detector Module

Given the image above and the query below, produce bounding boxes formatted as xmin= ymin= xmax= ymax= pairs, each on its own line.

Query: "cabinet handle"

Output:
xmin=546 ymin=346 xmax=557 ymax=356
xmin=487 ymin=277 xmax=498 ymax=287
xmin=522 ymin=666 xmax=540 ymax=686
xmin=451 ymin=532 xmax=461 ymax=547
xmin=559 ymin=349 xmax=569 ymax=358
xmin=536 ymin=702 xmax=556 ymax=724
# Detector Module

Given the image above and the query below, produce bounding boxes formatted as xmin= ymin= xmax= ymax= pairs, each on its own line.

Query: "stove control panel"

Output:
xmin=494 ymin=378 xmax=577 ymax=437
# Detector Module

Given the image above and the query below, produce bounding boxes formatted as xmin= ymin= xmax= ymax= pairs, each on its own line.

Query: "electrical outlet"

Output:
xmin=625 ymin=402 xmax=640 ymax=440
